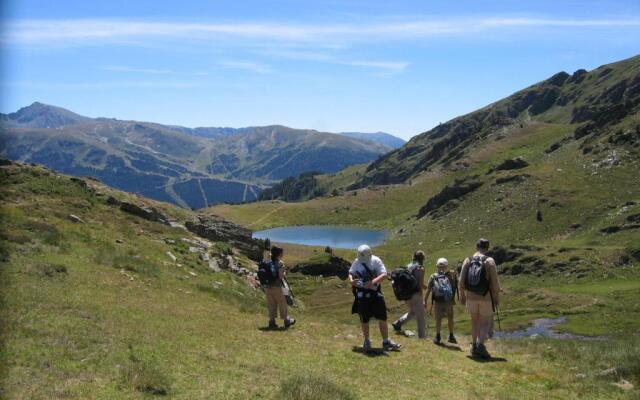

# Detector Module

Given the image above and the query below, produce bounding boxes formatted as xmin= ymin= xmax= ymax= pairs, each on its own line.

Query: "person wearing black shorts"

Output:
xmin=349 ymin=244 xmax=401 ymax=351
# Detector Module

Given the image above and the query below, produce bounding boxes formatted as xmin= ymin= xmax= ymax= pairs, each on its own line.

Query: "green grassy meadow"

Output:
xmin=1 ymin=163 xmax=639 ymax=399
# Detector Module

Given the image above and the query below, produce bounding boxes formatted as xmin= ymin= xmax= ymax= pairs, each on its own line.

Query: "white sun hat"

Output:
xmin=436 ymin=257 xmax=449 ymax=267
xmin=357 ymin=244 xmax=372 ymax=264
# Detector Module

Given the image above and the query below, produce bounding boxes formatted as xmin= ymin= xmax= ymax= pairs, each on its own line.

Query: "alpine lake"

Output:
xmin=252 ymin=225 xmax=389 ymax=249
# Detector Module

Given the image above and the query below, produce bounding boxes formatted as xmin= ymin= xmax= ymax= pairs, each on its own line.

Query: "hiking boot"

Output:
xmin=476 ymin=343 xmax=491 ymax=359
xmin=363 ymin=338 xmax=372 ymax=352
xmin=268 ymin=320 xmax=277 ymax=330
xmin=392 ymin=321 xmax=402 ymax=333
xmin=284 ymin=317 xmax=296 ymax=328
xmin=470 ymin=343 xmax=478 ymax=357
xmin=433 ymin=334 xmax=441 ymax=345
xmin=383 ymin=339 xmax=402 ymax=351
xmin=448 ymin=333 xmax=457 ymax=344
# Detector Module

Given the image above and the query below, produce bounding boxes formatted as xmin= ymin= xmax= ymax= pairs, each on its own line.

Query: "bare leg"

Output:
xmin=479 ymin=316 xmax=492 ymax=344
xmin=448 ymin=311 xmax=455 ymax=335
xmin=361 ymin=323 xmax=370 ymax=340
xmin=379 ymin=320 xmax=389 ymax=341
xmin=471 ymin=313 xmax=480 ymax=344
xmin=435 ymin=315 xmax=442 ymax=336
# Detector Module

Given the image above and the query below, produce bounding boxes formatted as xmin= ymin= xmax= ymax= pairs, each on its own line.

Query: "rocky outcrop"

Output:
xmin=185 ymin=215 xmax=265 ymax=261
xmin=118 ymin=201 xmax=170 ymax=225
xmin=417 ymin=176 xmax=483 ymax=219
xmin=487 ymin=157 xmax=529 ymax=174
xmin=290 ymin=255 xmax=351 ymax=279
xmin=486 ymin=246 xmax=523 ymax=264
xmin=493 ymin=174 xmax=530 ymax=185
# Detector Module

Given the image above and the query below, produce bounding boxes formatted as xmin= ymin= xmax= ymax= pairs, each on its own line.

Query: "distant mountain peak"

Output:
xmin=5 ymin=102 xmax=89 ymax=129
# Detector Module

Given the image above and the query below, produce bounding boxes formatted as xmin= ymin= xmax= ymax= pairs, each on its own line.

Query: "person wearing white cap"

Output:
xmin=349 ymin=244 xmax=402 ymax=351
xmin=425 ymin=257 xmax=459 ymax=345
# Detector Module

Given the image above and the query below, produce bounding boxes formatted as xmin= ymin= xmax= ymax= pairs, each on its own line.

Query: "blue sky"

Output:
xmin=1 ymin=0 xmax=639 ymax=139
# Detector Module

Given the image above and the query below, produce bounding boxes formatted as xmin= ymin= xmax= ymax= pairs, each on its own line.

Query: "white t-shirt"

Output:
xmin=349 ymin=255 xmax=387 ymax=290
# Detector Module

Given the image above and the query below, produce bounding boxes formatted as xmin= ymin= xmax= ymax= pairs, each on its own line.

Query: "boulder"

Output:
xmin=290 ymin=255 xmax=351 ymax=279
xmin=486 ymin=246 xmax=523 ymax=264
xmin=118 ymin=201 xmax=170 ymax=225
xmin=68 ymin=214 xmax=85 ymax=224
xmin=185 ymin=215 xmax=264 ymax=261
xmin=488 ymin=157 xmax=529 ymax=174
xmin=494 ymin=174 xmax=530 ymax=185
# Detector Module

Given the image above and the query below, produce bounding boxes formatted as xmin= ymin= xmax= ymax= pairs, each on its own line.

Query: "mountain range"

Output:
xmin=0 ymin=103 xmax=402 ymax=208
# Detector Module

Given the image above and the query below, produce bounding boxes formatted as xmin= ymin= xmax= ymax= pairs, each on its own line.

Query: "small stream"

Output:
xmin=494 ymin=317 xmax=594 ymax=340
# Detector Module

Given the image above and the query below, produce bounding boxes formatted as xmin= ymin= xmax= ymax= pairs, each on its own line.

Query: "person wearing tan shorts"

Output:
xmin=459 ymin=238 xmax=500 ymax=359
xmin=425 ymin=258 xmax=458 ymax=344
xmin=264 ymin=246 xmax=296 ymax=330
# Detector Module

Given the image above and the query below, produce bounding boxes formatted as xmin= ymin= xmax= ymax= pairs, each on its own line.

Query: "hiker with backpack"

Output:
xmin=258 ymin=246 xmax=296 ymax=330
xmin=424 ymin=258 xmax=458 ymax=345
xmin=391 ymin=251 xmax=427 ymax=339
xmin=459 ymin=238 xmax=501 ymax=359
xmin=349 ymin=244 xmax=402 ymax=351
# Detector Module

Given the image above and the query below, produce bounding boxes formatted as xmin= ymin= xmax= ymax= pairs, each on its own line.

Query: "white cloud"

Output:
xmin=5 ymin=17 xmax=640 ymax=46
xmin=260 ymin=49 xmax=408 ymax=72
xmin=218 ymin=61 xmax=272 ymax=74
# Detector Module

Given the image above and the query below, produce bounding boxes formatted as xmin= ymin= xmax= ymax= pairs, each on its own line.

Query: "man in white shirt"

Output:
xmin=349 ymin=244 xmax=402 ymax=351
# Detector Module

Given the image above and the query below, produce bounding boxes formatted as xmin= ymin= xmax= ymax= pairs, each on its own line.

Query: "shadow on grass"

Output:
xmin=258 ymin=326 xmax=290 ymax=332
xmin=351 ymin=346 xmax=389 ymax=357
xmin=434 ymin=343 xmax=463 ymax=352
xmin=466 ymin=355 xmax=508 ymax=363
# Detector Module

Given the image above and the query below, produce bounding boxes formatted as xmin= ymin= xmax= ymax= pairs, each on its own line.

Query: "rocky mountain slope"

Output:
xmin=0 ymin=103 xmax=391 ymax=208
xmin=350 ymin=54 xmax=640 ymax=188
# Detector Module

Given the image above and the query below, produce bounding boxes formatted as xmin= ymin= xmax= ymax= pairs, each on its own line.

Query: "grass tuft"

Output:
xmin=120 ymin=346 xmax=171 ymax=396
xmin=277 ymin=375 xmax=356 ymax=400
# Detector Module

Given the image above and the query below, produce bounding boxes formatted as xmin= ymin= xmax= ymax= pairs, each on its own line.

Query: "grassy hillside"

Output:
xmin=2 ymin=162 xmax=639 ymax=399
xmin=207 ymin=55 xmax=640 ymax=371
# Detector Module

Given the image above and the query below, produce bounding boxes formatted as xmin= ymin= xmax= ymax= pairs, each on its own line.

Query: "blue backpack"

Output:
xmin=432 ymin=273 xmax=454 ymax=303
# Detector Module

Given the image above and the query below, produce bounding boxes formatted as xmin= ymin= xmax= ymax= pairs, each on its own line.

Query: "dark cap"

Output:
xmin=270 ymin=245 xmax=283 ymax=258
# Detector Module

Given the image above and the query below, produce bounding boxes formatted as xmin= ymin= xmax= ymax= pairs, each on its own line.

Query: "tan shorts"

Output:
xmin=465 ymin=299 xmax=493 ymax=317
xmin=434 ymin=302 xmax=453 ymax=320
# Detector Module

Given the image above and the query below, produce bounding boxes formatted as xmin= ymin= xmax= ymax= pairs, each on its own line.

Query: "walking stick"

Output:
xmin=283 ymin=277 xmax=297 ymax=307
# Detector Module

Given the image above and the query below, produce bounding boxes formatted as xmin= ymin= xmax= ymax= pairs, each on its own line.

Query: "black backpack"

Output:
xmin=465 ymin=256 xmax=490 ymax=295
xmin=257 ymin=260 xmax=279 ymax=285
xmin=391 ymin=268 xmax=419 ymax=301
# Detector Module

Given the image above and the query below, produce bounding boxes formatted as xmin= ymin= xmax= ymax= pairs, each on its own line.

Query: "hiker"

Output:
xmin=459 ymin=238 xmax=500 ymax=359
xmin=392 ymin=250 xmax=427 ymax=338
xmin=349 ymin=244 xmax=402 ymax=351
xmin=260 ymin=246 xmax=296 ymax=329
xmin=424 ymin=257 xmax=458 ymax=344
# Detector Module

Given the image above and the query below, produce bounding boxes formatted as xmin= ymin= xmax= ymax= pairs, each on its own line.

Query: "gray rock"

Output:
xmin=597 ymin=367 xmax=617 ymax=377
xmin=611 ymin=380 xmax=634 ymax=391
xmin=185 ymin=215 xmax=264 ymax=261
xmin=68 ymin=214 xmax=85 ymax=224
xmin=166 ymin=251 xmax=177 ymax=262
xmin=208 ymin=259 xmax=221 ymax=272
xmin=119 ymin=202 xmax=170 ymax=225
